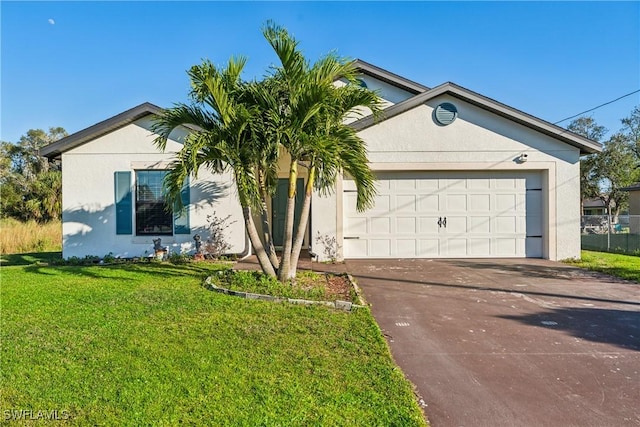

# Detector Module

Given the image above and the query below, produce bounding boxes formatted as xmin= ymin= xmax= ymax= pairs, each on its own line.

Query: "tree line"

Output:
xmin=568 ymin=106 xmax=640 ymax=217
xmin=1 ymin=128 xmax=67 ymax=222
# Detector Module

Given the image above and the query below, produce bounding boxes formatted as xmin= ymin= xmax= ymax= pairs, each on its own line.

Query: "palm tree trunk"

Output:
xmin=242 ymin=206 xmax=277 ymax=277
xmin=260 ymin=189 xmax=279 ymax=269
xmin=288 ymin=166 xmax=314 ymax=279
xmin=277 ymin=161 xmax=297 ymax=282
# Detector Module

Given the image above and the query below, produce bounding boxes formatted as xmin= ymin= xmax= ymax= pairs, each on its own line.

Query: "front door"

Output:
xmin=272 ymin=178 xmax=305 ymax=247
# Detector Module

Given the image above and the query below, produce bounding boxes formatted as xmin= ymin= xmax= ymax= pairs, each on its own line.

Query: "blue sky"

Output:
xmin=2 ymin=1 xmax=639 ymax=143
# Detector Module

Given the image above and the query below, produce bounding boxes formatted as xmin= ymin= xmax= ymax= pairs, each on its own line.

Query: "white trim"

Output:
xmin=130 ymin=161 xmax=173 ymax=170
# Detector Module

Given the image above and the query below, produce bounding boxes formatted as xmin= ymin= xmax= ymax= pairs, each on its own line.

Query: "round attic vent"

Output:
xmin=434 ymin=102 xmax=458 ymax=125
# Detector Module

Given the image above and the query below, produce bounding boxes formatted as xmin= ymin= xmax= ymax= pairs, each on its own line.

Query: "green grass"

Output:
xmin=565 ymin=250 xmax=640 ymax=282
xmin=0 ymin=258 xmax=427 ymax=426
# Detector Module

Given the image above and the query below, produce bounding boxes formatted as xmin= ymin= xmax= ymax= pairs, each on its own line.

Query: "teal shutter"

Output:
xmin=114 ymin=171 xmax=133 ymax=235
xmin=174 ymin=177 xmax=190 ymax=234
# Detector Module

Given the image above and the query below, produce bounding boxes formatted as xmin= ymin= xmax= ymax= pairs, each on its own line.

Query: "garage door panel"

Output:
xmin=419 ymin=239 xmax=440 ymax=256
xmin=345 ymin=217 xmax=367 ymax=234
xmin=396 ymin=195 xmax=416 ymax=212
xmin=495 ymin=194 xmax=517 ymax=211
xmin=418 ymin=194 xmax=440 ymax=212
xmin=496 ymin=216 xmax=517 ymax=233
xmin=469 ymin=238 xmax=491 ymax=255
xmin=496 ymin=238 xmax=518 ymax=255
xmin=376 ymin=180 xmax=391 ymax=190
xmin=468 ymin=178 xmax=491 ymax=189
xmin=371 ymin=217 xmax=391 ymax=234
xmin=446 ymin=194 xmax=467 ymax=211
xmin=344 ymin=239 xmax=367 ymax=257
xmin=370 ymin=239 xmax=391 ymax=257
xmin=419 ymin=216 xmax=441 ymax=234
xmin=446 ymin=238 xmax=468 ymax=256
xmin=469 ymin=194 xmax=491 ymax=211
xmin=446 ymin=178 xmax=467 ymax=189
xmin=395 ymin=179 xmax=417 ymax=191
xmin=371 ymin=195 xmax=391 ymax=212
xmin=469 ymin=216 xmax=491 ymax=233
xmin=446 ymin=216 xmax=467 ymax=233
xmin=344 ymin=193 xmax=358 ymax=212
xmin=418 ymin=178 xmax=439 ymax=190
xmin=396 ymin=217 xmax=416 ymax=234
xmin=397 ymin=239 xmax=417 ymax=257
xmin=343 ymin=171 xmax=542 ymax=259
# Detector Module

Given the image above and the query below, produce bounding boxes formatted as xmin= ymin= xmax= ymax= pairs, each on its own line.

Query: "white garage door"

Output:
xmin=343 ymin=171 xmax=543 ymax=258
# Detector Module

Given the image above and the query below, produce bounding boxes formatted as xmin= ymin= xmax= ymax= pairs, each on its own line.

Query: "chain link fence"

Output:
xmin=581 ymin=215 xmax=640 ymax=255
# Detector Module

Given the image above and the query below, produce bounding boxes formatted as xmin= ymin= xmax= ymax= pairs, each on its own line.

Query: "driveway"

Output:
xmin=345 ymin=258 xmax=640 ymax=427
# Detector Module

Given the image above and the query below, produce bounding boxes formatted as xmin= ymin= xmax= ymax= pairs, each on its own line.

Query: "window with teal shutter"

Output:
xmin=174 ymin=177 xmax=190 ymax=234
xmin=136 ymin=170 xmax=173 ymax=235
xmin=114 ymin=171 xmax=133 ymax=235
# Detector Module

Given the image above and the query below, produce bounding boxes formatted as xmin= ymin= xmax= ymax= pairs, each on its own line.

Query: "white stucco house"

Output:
xmin=41 ymin=60 xmax=601 ymax=261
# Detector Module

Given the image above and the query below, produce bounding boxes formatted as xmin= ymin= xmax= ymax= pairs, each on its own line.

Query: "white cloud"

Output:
xmin=48 ymin=18 xmax=55 ymax=25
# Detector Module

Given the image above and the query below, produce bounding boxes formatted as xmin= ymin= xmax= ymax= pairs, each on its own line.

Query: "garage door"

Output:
xmin=343 ymin=171 xmax=543 ymax=258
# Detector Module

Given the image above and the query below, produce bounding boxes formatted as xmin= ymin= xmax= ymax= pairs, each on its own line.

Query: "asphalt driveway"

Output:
xmin=346 ymin=258 xmax=640 ymax=427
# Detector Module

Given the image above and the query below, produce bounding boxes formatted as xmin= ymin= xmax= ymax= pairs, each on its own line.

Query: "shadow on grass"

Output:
xmin=18 ymin=259 xmax=231 ymax=283
xmin=1 ymin=251 xmax=231 ymax=284
xmin=0 ymin=251 xmax=62 ymax=266
xmin=499 ymin=307 xmax=640 ymax=351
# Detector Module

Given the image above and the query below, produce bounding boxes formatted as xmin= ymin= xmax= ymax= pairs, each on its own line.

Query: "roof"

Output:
xmin=42 ymin=61 xmax=603 ymax=158
xmin=583 ymin=198 xmax=607 ymax=208
xmin=349 ymin=81 xmax=602 ymax=155
xmin=40 ymin=102 xmax=164 ymax=159
xmin=622 ymin=182 xmax=640 ymax=191
xmin=352 ymin=59 xmax=429 ymax=94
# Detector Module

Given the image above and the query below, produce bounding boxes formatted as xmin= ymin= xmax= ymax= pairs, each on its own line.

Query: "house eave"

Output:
xmin=352 ymin=59 xmax=429 ymax=94
xmin=350 ymin=82 xmax=602 ymax=155
xmin=40 ymin=102 xmax=165 ymax=159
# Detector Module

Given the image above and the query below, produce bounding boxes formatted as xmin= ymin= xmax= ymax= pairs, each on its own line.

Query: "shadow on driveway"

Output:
xmin=499 ymin=307 xmax=640 ymax=351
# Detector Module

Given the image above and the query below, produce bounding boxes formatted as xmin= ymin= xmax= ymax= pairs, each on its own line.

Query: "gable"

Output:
xmin=40 ymin=103 xmax=193 ymax=159
xmin=351 ymin=82 xmax=601 ymax=155
xmin=357 ymin=93 xmax=582 ymax=164
xmin=67 ymin=116 xmax=187 ymax=155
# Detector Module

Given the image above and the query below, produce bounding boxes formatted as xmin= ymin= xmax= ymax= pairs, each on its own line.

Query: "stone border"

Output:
xmin=203 ymin=275 xmax=366 ymax=312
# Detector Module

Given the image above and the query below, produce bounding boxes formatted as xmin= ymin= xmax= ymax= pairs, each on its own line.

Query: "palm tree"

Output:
xmin=262 ymin=22 xmax=382 ymax=280
xmin=152 ymin=57 xmax=278 ymax=277
xmin=154 ymin=23 xmax=381 ymax=283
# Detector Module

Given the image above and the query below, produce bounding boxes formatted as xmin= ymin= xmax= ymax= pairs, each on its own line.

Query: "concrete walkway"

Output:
xmin=346 ymin=258 xmax=640 ymax=427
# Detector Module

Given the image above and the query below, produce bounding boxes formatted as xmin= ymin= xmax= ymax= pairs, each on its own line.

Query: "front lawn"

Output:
xmin=0 ymin=258 xmax=427 ymax=426
xmin=565 ymin=250 xmax=640 ymax=282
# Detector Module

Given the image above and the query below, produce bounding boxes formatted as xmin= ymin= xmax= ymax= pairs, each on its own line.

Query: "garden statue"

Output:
xmin=152 ymin=238 xmax=167 ymax=260
xmin=193 ymin=234 xmax=204 ymax=260
xmin=193 ymin=234 xmax=203 ymax=254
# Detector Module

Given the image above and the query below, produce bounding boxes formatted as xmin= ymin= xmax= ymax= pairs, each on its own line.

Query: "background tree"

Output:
xmin=567 ymin=117 xmax=606 ymax=213
xmin=568 ymin=111 xmax=639 ymax=219
xmin=0 ymin=127 xmax=67 ymax=222
xmin=592 ymin=133 xmax=636 ymax=218
xmin=620 ymin=105 xmax=640 ymax=165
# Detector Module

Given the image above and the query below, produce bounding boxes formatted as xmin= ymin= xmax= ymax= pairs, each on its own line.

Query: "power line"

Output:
xmin=553 ymin=89 xmax=640 ymax=125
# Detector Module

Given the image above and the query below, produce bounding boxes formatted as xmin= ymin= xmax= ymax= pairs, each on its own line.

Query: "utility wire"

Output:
xmin=553 ymin=89 xmax=640 ymax=124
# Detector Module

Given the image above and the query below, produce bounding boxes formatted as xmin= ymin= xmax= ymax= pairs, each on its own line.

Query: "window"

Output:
xmin=135 ymin=170 xmax=173 ymax=235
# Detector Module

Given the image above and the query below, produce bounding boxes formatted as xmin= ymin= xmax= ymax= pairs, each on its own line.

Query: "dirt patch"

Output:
xmin=324 ymin=274 xmax=354 ymax=301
